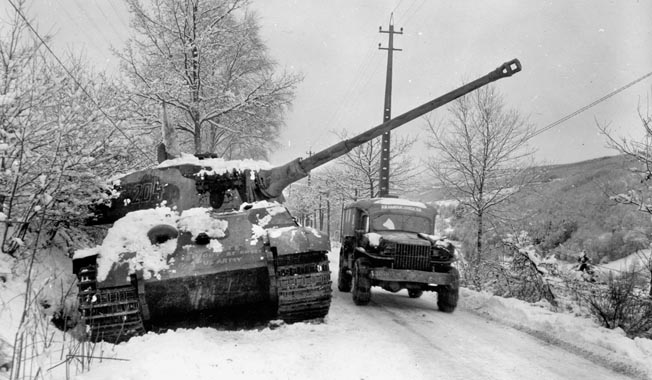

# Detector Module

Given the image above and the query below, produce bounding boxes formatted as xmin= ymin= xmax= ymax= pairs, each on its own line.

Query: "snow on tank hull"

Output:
xmin=73 ymin=203 xmax=332 ymax=343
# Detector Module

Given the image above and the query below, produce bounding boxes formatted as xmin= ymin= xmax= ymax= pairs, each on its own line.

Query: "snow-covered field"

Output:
xmin=1 ymin=248 xmax=652 ymax=380
xmin=599 ymin=250 xmax=651 ymax=273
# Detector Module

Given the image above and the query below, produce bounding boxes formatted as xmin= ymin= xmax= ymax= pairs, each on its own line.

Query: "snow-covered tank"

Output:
xmin=72 ymin=59 xmax=522 ymax=342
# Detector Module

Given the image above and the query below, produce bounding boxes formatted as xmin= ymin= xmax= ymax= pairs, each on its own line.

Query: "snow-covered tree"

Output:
xmin=0 ymin=3 xmax=150 ymax=257
xmin=118 ymin=0 xmax=301 ymax=159
xmin=424 ymin=85 xmax=535 ymax=266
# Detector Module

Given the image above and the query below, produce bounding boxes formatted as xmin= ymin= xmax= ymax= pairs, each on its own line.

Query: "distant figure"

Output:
xmin=577 ymin=250 xmax=591 ymax=273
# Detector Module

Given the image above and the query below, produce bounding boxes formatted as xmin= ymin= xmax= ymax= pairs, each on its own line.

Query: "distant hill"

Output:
xmin=410 ymin=155 xmax=632 ymax=204
xmin=408 ymin=155 xmax=652 ymax=262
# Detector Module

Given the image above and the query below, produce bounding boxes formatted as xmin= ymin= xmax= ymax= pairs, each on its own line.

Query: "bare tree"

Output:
xmin=599 ymin=95 xmax=652 ymax=296
xmin=424 ymin=85 xmax=535 ymax=266
xmin=118 ymin=0 xmax=301 ymax=159
xmin=320 ymin=130 xmax=420 ymax=200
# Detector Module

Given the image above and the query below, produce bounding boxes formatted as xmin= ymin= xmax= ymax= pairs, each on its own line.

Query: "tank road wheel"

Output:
xmin=437 ymin=267 xmax=460 ymax=313
xmin=408 ymin=289 xmax=423 ymax=298
xmin=337 ymin=249 xmax=352 ymax=292
xmin=352 ymin=258 xmax=372 ymax=305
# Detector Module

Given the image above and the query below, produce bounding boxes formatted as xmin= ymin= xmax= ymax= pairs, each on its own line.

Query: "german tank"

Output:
xmin=72 ymin=59 xmax=522 ymax=342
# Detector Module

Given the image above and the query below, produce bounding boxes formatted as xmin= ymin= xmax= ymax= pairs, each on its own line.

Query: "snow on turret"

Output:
xmin=156 ymin=154 xmax=272 ymax=176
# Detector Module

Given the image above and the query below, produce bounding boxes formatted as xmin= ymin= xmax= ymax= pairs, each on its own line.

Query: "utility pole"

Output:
xmin=306 ymin=149 xmax=313 ymax=186
xmin=378 ymin=13 xmax=402 ymax=197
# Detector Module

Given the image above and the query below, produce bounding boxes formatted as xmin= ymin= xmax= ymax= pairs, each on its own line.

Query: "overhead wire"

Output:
xmin=401 ymin=0 xmax=427 ymax=24
xmin=72 ymin=0 xmax=114 ymax=45
xmin=92 ymin=1 xmax=127 ymax=40
xmin=392 ymin=0 xmax=407 ymax=14
xmin=308 ymin=26 xmax=382 ymax=149
xmin=311 ymin=0 xmax=426 ymax=149
xmin=108 ymin=1 xmax=131 ymax=30
xmin=384 ymin=2 xmax=652 ymax=146
xmin=6 ymin=0 xmax=155 ymax=163
xmin=58 ymin=4 xmax=107 ymax=53
xmin=530 ymin=70 xmax=652 ymax=139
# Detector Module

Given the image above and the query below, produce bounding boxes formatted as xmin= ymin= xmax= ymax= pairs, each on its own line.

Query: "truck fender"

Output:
xmin=267 ymin=226 xmax=330 ymax=255
xmin=354 ymin=247 xmax=393 ymax=263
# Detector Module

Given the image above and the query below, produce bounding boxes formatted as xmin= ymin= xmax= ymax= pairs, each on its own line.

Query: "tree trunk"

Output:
xmin=476 ymin=210 xmax=483 ymax=265
xmin=193 ymin=122 xmax=201 ymax=154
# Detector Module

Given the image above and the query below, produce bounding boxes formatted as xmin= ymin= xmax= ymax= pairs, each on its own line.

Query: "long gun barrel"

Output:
xmin=257 ymin=58 xmax=522 ymax=198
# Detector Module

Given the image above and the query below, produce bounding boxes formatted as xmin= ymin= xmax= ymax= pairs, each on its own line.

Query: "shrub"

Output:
xmin=581 ymin=269 xmax=652 ymax=338
xmin=528 ymin=219 xmax=577 ymax=251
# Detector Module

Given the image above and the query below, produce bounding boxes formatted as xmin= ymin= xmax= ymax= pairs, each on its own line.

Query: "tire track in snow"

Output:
xmin=334 ymin=288 xmax=640 ymax=380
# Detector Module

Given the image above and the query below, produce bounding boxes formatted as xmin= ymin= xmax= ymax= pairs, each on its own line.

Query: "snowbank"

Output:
xmin=460 ymin=288 xmax=652 ymax=378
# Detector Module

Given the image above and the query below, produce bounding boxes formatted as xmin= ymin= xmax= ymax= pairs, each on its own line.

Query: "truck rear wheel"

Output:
xmin=352 ymin=258 xmax=371 ymax=305
xmin=437 ymin=267 xmax=460 ymax=313
xmin=408 ymin=289 xmax=423 ymax=298
xmin=337 ymin=250 xmax=352 ymax=292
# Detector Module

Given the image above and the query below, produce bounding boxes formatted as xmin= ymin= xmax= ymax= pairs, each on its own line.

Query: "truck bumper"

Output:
xmin=369 ymin=268 xmax=455 ymax=285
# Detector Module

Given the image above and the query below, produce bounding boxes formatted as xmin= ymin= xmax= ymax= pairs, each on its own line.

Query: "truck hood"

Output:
xmin=370 ymin=231 xmax=431 ymax=246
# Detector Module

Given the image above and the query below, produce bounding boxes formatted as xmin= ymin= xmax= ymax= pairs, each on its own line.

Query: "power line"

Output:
xmin=531 ymin=70 xmax=652 ymax=139
xmin=402 ymin=0 xmax=427 ymax=24
xmin=6 ymin=0 xmax=154 ymax=163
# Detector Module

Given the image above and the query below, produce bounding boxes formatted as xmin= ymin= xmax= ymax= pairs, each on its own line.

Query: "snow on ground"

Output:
xmin=463 ymin=289 xmax=652 ymax=377
xmin=599 ymin=250 xmax=651 ymax=273
xmin=66 ymin=288 xmax=652 ymax=380
xmin=0 ymin=246 xmax=78 ymax=379
xmin=67 ymin=249 xmax=652 ymax=380
xmin=2 ymin=248 xmax=652 ymax=380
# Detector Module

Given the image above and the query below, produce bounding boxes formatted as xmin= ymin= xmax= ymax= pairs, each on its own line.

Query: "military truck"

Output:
xmin=337 ymin=198 xmax=458 ymax=310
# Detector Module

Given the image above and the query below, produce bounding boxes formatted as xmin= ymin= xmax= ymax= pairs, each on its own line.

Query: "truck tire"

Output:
xmin=437 ymin=267 xmax=460 ymax=313
xmin=408 ymin=289 xmax=423 ymax=298
xmin=337 ymin=250 xmax=352 ymax=292
xmin=352 ymin=258 xmax=371 ymax=305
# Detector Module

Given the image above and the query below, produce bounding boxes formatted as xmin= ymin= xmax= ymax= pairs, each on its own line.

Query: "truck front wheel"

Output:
xmin=408 ymin=289 xmax=423 ymax=298
xmin=352 ymin=258 xmax=371 ymax=305
xmin=437 ymin=267 xmax=460 ymax=313
xmin=337 ymin=250 xmax=352 ymax=292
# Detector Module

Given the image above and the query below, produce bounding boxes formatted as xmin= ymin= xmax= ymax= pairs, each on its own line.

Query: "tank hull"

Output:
xmin=74 ymin=203 xmax=332 ymax=342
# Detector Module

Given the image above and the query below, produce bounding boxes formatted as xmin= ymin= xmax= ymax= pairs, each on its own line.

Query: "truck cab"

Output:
xmin=338 ymin=197 xmax=459 ymax=311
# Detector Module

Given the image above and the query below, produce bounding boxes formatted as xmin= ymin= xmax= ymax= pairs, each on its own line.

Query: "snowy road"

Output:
xmin=73 ymin=251 xmax=645 ymax=380
xmin=330 ymin=289 xmax=635 ymax=380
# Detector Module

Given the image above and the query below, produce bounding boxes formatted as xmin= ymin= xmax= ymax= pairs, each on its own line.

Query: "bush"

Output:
xmin=581 ymin=269 xmax=652 ymax=338
xmin=528 ymin=219 xmax=577 ymax=251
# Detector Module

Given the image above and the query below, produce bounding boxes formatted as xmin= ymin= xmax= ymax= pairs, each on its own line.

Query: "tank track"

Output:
xmin=275 ymin=251 xmax=332 ymax=322
xmin=76 ymin=264 xmax=145 ymax=343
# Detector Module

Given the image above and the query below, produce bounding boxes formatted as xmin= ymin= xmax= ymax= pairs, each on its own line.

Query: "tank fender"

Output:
xmin=267 ymin=226 xmax=330 ymax=255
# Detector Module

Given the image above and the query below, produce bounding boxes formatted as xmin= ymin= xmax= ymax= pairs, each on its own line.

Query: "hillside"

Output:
xmin=411 ymin=155 xmax=652 ymax=262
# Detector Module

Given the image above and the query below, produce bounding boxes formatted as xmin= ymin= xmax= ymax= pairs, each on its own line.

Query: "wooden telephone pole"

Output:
xmin=378 ymin=13 xmax=402 ymax=197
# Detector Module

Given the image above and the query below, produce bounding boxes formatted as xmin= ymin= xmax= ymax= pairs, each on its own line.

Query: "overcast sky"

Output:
xmin=15 ymin=0 xmax=652 ymax=166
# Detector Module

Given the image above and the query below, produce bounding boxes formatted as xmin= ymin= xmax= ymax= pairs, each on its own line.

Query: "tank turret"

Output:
xmin=74 ymin=59 xmax=521 ymax=343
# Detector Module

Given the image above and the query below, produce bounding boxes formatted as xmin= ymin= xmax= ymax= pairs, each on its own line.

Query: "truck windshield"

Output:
xmin=370 ymin=213 xmax=433 ymax=234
